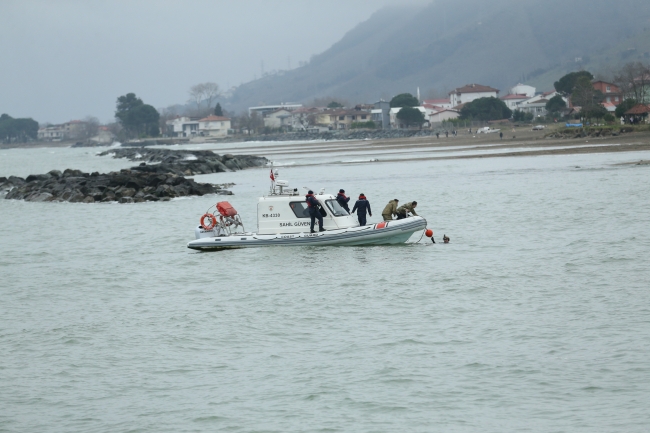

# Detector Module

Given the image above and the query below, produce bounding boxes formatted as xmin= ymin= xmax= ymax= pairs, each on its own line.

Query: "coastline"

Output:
xmin=3 ymin=127 xmax=650 ymax=162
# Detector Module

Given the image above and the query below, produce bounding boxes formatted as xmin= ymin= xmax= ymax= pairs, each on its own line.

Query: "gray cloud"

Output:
xmin=0 ymin=0 xmax=428 ymax=124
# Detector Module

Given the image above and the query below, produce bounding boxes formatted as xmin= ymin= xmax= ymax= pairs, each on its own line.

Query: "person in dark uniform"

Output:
xmin=351 ymin=193 xmax=372 ymax=226
xmin=305 ymin=190 xmax=325 ymax=233
xmin=336 ymin=189 xmax=350 ymax=213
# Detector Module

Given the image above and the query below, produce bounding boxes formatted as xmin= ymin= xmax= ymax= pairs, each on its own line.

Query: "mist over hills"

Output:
xmin=225 ymin=0 xmax=650 ymax=111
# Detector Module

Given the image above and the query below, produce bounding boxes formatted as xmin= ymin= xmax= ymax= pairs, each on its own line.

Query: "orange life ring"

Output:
xmin=200 ymin=213 xmax=217 ymax=230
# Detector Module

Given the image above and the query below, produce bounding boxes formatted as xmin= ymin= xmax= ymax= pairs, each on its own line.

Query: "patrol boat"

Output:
xmin=187 ymin=168 xmax=427 ymax=250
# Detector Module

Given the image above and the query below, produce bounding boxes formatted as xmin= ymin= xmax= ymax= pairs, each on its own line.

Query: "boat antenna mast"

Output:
xmin=269 ymin=163 xmax=279 ymax=195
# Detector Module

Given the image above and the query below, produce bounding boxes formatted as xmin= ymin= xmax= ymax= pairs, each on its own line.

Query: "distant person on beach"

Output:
xmin=445 ymin=131 xmax=448 ymax=138
xmin=352 ymin=193 xmax=372 ymax=226
xmin=396 ymin=201 xmax=418 ymax=219
xmin=306 ymin=190 xmax=325 ymax=233
xmin=436 ymin=132 xmax=439 ymax=139
xmin=336 ymin=189 xmax=350 ymax=213
xmin=500 ymin=132 xmax=503 ymax=139
xmin=381 ymin=199 xmax=399 ymax=221
xmin=443 ymin=234 xmax=450 ymax=243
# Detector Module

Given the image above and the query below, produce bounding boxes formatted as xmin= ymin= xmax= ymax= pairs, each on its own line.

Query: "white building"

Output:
xmin=166 ymin=116 xmax=199 ymax=137
xmin=428 ymin=109 xmax=460 ymax=124
xmin=198 ymin=115 xmax=231 ymax=137
xmin=449 ymin=84 xmax=499 ymax=107
xmin=37 ymin=125 xmax=67 ymax=141
xmin=249 ymin=104 xmax=302 ymax=117
xmin=500 ymin=94 xmax=531 ymax=111
xmin=516 ymin=91 xmax=568 ymax=117
xmin=263 ymin=109 xmax=294 ymax=129
xmin=509 ymin=83 xmax=536 ymax=98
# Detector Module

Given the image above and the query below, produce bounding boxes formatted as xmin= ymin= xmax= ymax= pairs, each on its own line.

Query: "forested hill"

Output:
xmin=225 ymin=0 xmax=650 ymax=111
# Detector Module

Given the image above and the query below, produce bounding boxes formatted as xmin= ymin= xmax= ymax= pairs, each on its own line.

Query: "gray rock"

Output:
xmin=28 ymin=192 xmax=54 ymax=202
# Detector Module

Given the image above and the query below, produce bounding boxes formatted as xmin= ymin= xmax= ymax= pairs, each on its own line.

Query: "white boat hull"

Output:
xmin=187 ymin=216 xmax=427 ymax=251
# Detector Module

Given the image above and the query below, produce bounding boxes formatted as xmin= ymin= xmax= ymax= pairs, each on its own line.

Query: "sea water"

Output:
xmin=1 ymin=146 xmax=649 ymax=432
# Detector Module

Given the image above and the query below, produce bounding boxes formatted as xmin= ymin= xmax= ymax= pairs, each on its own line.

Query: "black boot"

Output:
xmin=310 ymin=230 xmax=316 ymax=233
xmin=319 ymin=227 xmax=326 ymax=232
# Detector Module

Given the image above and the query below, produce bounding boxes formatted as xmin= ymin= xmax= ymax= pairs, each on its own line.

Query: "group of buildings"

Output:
xmin=240 ymin=82 xmax=574 ymax=132
xmin=38 ymin=120 xmax=92 ymax=141
xmin=39 ymin=78 xmax=648 ymax=142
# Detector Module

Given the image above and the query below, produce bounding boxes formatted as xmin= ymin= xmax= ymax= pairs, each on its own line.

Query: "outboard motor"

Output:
xmin=195 ymin=225 xmax=217 ymax=239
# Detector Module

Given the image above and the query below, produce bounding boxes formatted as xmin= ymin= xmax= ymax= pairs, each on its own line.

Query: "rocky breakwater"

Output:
xmin=1 ymin=169 xmax=233 ymax=203
xmin=99 ymin=148 xmax=268 ymax=176
xmin=1 ymin=150 xmax=268 ymax=203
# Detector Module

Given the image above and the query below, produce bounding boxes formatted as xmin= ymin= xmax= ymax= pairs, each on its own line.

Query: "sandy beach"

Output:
xmin=4 ymin=127 xmax=650 ymax=162
xmin=210 ymin=127 xmax=650 ymax=163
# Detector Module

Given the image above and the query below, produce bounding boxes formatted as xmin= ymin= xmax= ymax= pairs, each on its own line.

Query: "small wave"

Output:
xmin=342 ymin=158 xmax=379 ymax=163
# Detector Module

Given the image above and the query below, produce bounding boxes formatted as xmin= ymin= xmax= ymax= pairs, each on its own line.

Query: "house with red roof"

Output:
xmin=592 ymin=81 xmax=622 ymax=106
xmin=449 ymin=84 xmax=499 ymax=107
xmin=624 ymin=103 xmax=650 ymax=123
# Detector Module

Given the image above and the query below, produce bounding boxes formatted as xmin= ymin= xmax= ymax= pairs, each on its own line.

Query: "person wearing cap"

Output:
xmin=336 ymin=189 xmax=350 ymax=213
xmin=351 ymin=193 xmax=372 ymax=226
xmin=305 ymin=190 xmax=325 ymax=233
xmin=395 ymin=201 xmax=418 ymax=219
xmin=443 ymin=234 xmax=450 ymax=243
xmin=381 ymin=199 xmax=399 ymax=221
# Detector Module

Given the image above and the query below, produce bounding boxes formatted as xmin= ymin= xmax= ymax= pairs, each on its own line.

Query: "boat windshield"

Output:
xmin=289 ymin=201 xmax=311 ymax=218
xmin=325 ymin=199 xmax=349 ymax=216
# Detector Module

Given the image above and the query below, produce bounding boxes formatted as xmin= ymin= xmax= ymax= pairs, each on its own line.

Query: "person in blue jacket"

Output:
xmin=336 ymin=189 xmax=350 ymax=213
xmin=351 ymin=193 xmax=372 ymax=226
xmin=305 ymin=190 xmax=325 ymax=233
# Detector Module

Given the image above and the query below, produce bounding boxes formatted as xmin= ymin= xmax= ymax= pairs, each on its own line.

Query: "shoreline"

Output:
xmin=3 ymin=128 xmax=650 ymax=162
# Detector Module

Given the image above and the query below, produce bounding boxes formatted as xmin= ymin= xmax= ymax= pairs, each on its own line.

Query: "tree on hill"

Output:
xmin=214 ymin=103 xmax=224 ymax=116
xmin=390 ymin=93 xmax=419 ymax=108
xmin=554 ymin=71 xmax=594 ymax=95
xmin=327 ymin=101 xmax=344 ymax=108
xmin=545 ymin=95 xmax=567 ymax=115
xmin=396 ymin=107 xmax=425 ymax=128
xmin=115 ymin=93 xmax=160 ymax=138
xmin=460 ymin=97 xmax=512 ymax=121
xmin=0 ymin=113 xmax=39 ymax=143
xmin=615 ymin=98 xmax=638 ymax=118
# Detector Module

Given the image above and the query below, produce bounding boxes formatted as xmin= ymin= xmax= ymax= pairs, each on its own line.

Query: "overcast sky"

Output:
xmin=0 ymin=0 xmax=428 ymax=124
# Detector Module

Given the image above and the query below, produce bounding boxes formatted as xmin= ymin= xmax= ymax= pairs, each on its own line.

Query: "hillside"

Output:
xmin=224 ymin=0 xmax=650 ymax=112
